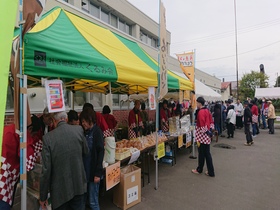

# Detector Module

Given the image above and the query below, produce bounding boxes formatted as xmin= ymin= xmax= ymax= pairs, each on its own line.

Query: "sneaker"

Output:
xmin=251 ymin=141 xmax=254 ymax=144
xmin=244 ymin=143 xmax=252 ymax=146
xmin=205 ymin=171 xmax=215 ymax=177
xmin=191 ymin=169 xmax=200 ymax=174
xmin=252 ymin=135 xmax=257 ymax=138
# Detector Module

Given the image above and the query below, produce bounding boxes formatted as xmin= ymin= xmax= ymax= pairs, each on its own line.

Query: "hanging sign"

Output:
xmin=45 ymin=80 xmax=65 ymax=113
xmin=105 ymin=161 xmax=120 ymax=191
xmin=148 ymin=87 xmax=156 ymax=110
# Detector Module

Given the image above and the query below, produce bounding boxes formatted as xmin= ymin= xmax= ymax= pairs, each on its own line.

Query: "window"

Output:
xmin=72 ymin=91 xmax=87 ymax=107
xmin=101 ymin=9 xmax=109 ymax=23
xmin=112 ymin=94 xmax=120 ymax=106
xmin=89 ymin=93 xmax=102 ymax=109
xmin=119 ymin=20 xmax=125 ymax=32
xmin=89 ymin=2 xmax=99 ymax=18
xmin=110 ymin=14 xmax=118 ymax=28
xmin=151 ymin=38 xmax=157 ymax=48
xmin=147 ymin=36 xmax=152 ymax=46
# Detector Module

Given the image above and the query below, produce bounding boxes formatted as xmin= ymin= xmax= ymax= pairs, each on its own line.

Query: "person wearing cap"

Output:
xmin=243 ymin=100 xmax=253 ymax=146
xmin=0 ymin=115 xmax=42 ymax=210
xmin=261 ymin=98 xmax=268 ymax=129
xmin=191 ymin=96 xmax=215 ymax=177
xmin=40 ymin=107 xmax=55 ymax=135
xmin=267 ymin=100 xmax=276 ymax=134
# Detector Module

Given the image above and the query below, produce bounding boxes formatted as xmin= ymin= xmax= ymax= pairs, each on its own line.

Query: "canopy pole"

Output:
xmin=155 ymin=0 xmax=161 ymax=190
xmin=19 ymin=0 xmax=27 ymax=208
xmin=189 ymin=49 xmax=197 ymax=159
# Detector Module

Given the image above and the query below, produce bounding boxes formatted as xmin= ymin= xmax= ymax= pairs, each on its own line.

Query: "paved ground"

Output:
xmin=100 ymin=128 xmax=280 ymax=210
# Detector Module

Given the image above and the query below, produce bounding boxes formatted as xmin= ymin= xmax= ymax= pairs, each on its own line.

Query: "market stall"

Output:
xmin=14 ymin=6 xmax=194 ymax=209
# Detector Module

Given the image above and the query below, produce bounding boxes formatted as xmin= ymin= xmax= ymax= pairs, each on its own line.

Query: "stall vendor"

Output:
xmin=0 ymin=115 xmax=42 ymax=210
xmin=160 ymin=100 xmax=171 ymax=132
xmin=128 ymin=100 xmax=143 ymax=139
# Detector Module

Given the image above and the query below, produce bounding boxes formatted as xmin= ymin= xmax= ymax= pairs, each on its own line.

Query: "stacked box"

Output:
xmin=113 ymin=165 xmax=141 ymax=210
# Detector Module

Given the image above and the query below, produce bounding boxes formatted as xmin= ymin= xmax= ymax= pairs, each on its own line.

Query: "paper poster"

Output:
xmin=128 ymin=150 xmax=140 ymax=165
xmin=178 ymin=135 xmax=183 ymax=148
xmin=105 ymin=161 xmax=120 ymax=191
xmin=148 ymin=87 xmax=156 ymax=110
xmin=157 ymin=142 xmax=165 ymax=159
xmin=127 ymin=186 xmax=139 ymax=204
xmin=45 ymin=80 xmax=65 ymax=113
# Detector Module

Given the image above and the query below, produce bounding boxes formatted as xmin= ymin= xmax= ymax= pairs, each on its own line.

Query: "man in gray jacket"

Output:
xmin=39 ymin=111 xmax=88 ymax=210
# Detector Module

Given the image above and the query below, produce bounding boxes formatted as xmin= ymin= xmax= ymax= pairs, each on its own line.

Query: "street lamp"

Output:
xmin=234 ymin=0 xmax=239 ymax=99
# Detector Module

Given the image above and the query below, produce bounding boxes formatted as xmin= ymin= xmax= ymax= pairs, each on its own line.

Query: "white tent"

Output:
xmin=172 ymin=71 xmax=221 ymax=101
xmin=255 ymin=87 xmax=280 ymax=99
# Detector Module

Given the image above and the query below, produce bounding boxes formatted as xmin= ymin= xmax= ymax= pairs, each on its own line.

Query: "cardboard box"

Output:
xmin=113 ymin=165 xmax=141 ymax=210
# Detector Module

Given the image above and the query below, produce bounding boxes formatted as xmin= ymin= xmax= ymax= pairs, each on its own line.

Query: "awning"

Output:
xmin=22 ymin=7 xmax=192 ymax=94
xmin=255 ymin=87 xmax=280 ymax=100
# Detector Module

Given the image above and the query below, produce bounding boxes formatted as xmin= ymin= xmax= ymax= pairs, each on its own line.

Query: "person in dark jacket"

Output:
xmin=213 ymin=103 xmax=221 ymax=135
xmin=80 ymin=108 xmax=104 ymax=210
xmin=243 ymin=101 xmax=253 ymax=146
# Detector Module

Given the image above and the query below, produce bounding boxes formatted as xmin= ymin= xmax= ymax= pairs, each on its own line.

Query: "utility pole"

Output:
xmin=234 ymin=0 xmax=239 ymax=99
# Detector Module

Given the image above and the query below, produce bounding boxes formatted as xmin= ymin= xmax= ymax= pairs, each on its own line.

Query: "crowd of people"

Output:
xmin=0 ymin=97 xmax=277 ymax=209
xmin=206 ymin=97 xmax=276 ymax=146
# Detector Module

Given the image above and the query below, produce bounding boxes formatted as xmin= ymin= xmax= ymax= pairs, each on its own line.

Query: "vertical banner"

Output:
xmin=148 ymin=87 xmax=156 ymax=110
xmin=176 ymin=52 xmax=195 ymax=82
xmin=159 ymin=2 xmax=168 ymax=99
xmin=45 ymin=80 xmax=65 ymax=113
xmin=0 ymin=0 xmax=18 ymax=159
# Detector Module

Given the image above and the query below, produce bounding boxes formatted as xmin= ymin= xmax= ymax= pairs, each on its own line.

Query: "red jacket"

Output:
xmin=196 ymin=108 xmax=214 ymax=144
xmin=0 ymin=124 xmax=42 ymax=206
xmin=102 ymin=113 xmax=117 ymax=136
xmin=95 ymin=112 xmax=110 ymax=137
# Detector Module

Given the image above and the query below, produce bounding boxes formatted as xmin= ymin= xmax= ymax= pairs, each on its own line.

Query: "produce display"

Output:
xmin=116 ymin=132 xmax=168 ymax=151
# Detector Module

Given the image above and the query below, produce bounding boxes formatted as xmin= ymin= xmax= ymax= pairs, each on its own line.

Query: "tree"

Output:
xmin=274 ymin=76 xmax=280 ymax=87
xmin=239 ymin=70 xmax=269 ymax=101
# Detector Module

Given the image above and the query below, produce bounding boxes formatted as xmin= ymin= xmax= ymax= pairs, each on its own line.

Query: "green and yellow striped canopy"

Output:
xmin=22 ymin=7 xmax=192 ymax=94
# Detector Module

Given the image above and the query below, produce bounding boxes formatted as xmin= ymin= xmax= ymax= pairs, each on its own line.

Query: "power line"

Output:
xmin=172 ymin=18 xmax=280 ymax=46
xmin=196 ymin=40 xmax=280 ymax=62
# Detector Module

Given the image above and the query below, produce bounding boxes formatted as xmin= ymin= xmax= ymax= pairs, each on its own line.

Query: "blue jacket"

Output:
xmin=83 ymin=124 xmax=104 ymax=182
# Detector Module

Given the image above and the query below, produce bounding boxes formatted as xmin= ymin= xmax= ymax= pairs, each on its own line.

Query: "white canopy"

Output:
xmin=255 ymin=87 xmax=280 ymax=100
xmin=172 ymin=71 xmax=221 ymax=101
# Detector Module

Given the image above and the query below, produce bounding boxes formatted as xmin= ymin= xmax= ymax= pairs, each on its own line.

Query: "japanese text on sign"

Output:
xmin=127 ymin=186 xmax=138 ymax=204
xmin=105 ymin=161 xmax=120 ymax=191
xmin=157 ymin=142 xmax=165 ymax=159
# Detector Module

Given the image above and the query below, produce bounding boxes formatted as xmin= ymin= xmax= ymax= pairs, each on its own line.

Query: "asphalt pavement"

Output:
xmin=100 ymin=127 xmax=280 ymax=210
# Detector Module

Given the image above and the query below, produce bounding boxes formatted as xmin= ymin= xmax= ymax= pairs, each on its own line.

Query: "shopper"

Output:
xmin=251 ymin=100 xmax=259 ymax=137
xmin=213 ymin=103 xmax=221 ymax=135
xmin=267 ymin=100 xmax=276 ymax=134
xmin=160 ymin=100 xmax=171 ymax=133
xmin=68 ymin=109 xmax=80 ymax=125
xmin=243 ymin=101 xmax=253 ymax=146
xmin=40 ymin=111 xmax=88 ymax=210
xmin=226 ymin=105 xmax=236 ymax=138
xmin=0 ymin=115 xmax=42 ymax=210
xmin=191 ymin=97 xmax=215 ymax=177
xmin=261 ymin=98 xmax=268 ymax=129
xmin=128 ymin=100 xmax=143 ymax=139
xmin=40 ymin=107 xmax=55 ymax=135
xmin=80 ymin=108 xmax=104 ymax=210
xmin=234 ymin=99 xmax=243 ymax=129
xmin=102 ymin=105 xmax=117 ymax=137
xmin=83 ymin=103 xmax=110 ymax=137
xmin=140 ymin=102 xmax=149 ymax=136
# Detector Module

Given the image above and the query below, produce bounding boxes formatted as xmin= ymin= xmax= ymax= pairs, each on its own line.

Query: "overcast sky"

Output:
xmin=128 ymin=0 xmax=280 ymax=86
